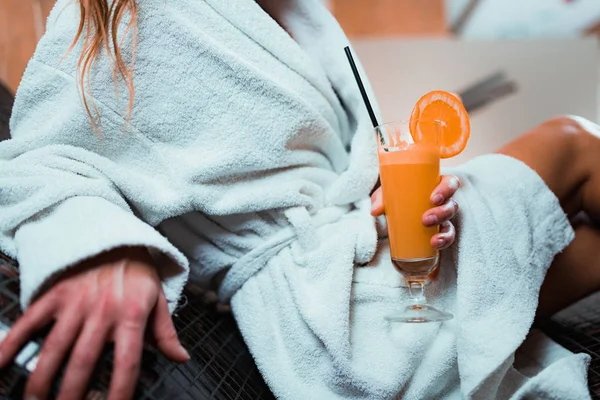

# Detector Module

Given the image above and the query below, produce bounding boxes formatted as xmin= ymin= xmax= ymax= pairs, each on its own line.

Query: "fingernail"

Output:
xmin=371 ymin=195 xmax=383 ymax=211
xmin=448 ymin=177 xmax=460 ymax=190
xmin=435 ymin=239 xmax=445 ymax=249
xmin=180 ymin=345 xmax=191 ymax=361
xmin=425 ymin=215 xmax=437 ymax=226
xmin=451 ymin=199 xmax=459 ymax=212
xmin=432 ymin=194 xmax=443 ymax=205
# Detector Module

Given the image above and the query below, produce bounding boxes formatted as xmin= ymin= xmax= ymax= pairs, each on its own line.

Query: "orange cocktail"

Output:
xmin=376 ymin=90 xmax=470 ymax=323
xmin=376 ymin=122 xmax=440 ymax=277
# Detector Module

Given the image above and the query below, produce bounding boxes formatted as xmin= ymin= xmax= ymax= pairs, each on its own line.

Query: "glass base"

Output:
xmin=385 ymin=304 xmax=453 ymax=323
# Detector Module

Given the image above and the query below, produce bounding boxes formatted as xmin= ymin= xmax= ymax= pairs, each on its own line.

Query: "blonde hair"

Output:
xmin=70 ymin=0 xmax=138 ymax=130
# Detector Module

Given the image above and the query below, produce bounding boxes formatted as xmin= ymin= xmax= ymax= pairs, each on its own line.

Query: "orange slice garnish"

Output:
xmin=409 ymin=90 xmax=470 ymax=159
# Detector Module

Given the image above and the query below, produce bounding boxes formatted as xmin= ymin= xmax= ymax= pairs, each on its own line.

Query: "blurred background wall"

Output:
xmin=331 ymin=0 xmax=600 ymax=165
xmin=1 ymin=0 xmax=599 ymax=162
xmin=0 ymin=0 xmax=55 ymax=93
xmin=2 ymin=1 xmax=600 ymax=90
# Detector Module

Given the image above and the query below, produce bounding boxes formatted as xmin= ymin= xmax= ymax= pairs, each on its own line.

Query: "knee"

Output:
xmin=498 ymin=115 xmax=596 ymax=172
xmin=539 ymin=116 xmax=587 ymax=136
xmin=557 ymin=115 xmax=600 ymax=138
xmin=535 ymin=115 xmax=595 ymax=152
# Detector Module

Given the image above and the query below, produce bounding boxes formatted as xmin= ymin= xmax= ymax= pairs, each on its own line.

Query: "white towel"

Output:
xmin=0 ymin=0 xmax=590 ymax=398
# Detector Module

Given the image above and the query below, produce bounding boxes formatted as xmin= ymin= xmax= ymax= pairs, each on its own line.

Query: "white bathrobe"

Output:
xmin=0 ymin=0 xmax=590 ymax=398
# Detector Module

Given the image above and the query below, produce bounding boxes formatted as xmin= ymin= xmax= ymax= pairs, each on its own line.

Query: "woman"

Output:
xmin=0 ymin=0 xmax=597 ymax=399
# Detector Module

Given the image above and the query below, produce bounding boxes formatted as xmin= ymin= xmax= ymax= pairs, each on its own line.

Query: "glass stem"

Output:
xmin=408 ymin=281 xmax=426 ymax=305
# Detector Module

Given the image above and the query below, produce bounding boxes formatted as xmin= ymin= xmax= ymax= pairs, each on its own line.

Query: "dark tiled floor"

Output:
xmin=543 ymin=292 xmax=600 ymax=399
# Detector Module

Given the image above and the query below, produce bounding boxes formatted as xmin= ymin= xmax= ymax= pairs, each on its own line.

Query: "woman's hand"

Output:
xmin=0 ymin=247 xmax=190 ymax=400
xmin=370 ymin=175 xmax=461 ymax=250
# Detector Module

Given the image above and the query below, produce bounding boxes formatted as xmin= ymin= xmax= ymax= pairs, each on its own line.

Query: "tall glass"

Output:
xmin=376 ymin=120 xmax=453 ymax=323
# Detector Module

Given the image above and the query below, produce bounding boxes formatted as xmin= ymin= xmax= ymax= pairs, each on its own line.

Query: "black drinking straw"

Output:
xmin=344 ymin=46 xmax=379 ymax=128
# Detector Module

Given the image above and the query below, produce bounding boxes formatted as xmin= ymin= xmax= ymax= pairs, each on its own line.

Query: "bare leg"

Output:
xmin=496 ymin=116 xmax=600 ymax=318
xmin=537 ymin=222 xmax=600 ymax=320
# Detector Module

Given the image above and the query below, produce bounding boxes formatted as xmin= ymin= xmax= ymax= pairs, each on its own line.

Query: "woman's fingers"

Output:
xmin=0 ymin=294 xmax=57 ymax=368
xmin=150 ymin=293 xmax=189 ymax=363
xmin=25 ymin=308 xmax=83 ymax=400
xmin=370 ymin=188 xmax=384 ymax=216
xmin=423 ymin=199 xmax=459 ymax=227
xmin=106 ymin=324 xmax=145 ymax=400
xmin=104 ymin=293 xmax=153 ymax=400
xmin=57 ymin=315 xmax=110 ymax=400
xmin=431 ymin=175 xmax=460 ymax=206
xmin=431 ymin=221 xmax=456 ymax=250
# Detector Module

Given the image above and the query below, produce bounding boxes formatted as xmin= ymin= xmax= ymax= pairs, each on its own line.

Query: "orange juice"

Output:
xmin=378 ymin=145 xmax=440 ymax=276
xmin=366 ymin=91 xmax=468 ymax=323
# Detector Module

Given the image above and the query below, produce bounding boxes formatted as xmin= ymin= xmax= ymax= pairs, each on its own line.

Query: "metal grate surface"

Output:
xmin=0 ymin=262 xmax=275 ymax=400
xmin=543 ymin=292 xmax=600 ymax=399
